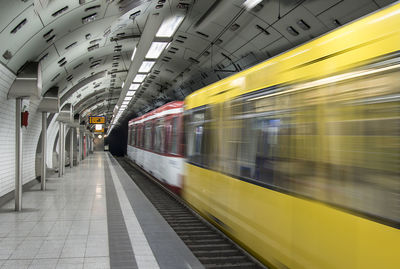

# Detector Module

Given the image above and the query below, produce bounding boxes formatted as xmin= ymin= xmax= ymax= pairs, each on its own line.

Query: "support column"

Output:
xmin=70 ymin=127 xmax=73 ymax=168
xmin=76 ymin=128 xmax=80 ymax=165
xmin=58 ymin=122 xmax=62 ymax=177
xmin=61 ymin=124 xmax=65 ymax=175
xmin=41 ymin=112 xmax=47 ymax=191
xmin=81 ymin=132 xmax=85 ymax=161
xmin=15 ymin=98 xmax=22 ymax=211
xmin=87 ymin=135 xmax=89 ymax=156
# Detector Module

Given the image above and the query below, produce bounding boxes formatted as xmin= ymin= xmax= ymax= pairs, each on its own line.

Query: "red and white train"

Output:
xmin=127 ymin=101 xmax=185 ymax=194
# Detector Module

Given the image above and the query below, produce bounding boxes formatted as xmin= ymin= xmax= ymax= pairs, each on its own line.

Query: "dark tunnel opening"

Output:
xmin=105 ymin=119 xmax=129 ymax=157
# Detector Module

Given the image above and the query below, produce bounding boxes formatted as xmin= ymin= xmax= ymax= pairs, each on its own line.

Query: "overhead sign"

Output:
xmin=89 ymin=116 xmax=105 ymax=124
xmin=94 ymin=128 xmax=104 ymax=133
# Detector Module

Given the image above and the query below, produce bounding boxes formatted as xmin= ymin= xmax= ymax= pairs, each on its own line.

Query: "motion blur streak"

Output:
xmin=183 ymin=2 xmax=400 ymax=269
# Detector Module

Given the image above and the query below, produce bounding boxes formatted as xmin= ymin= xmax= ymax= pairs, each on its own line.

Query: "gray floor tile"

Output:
xmin=83 ymin=257 xmax=110 ymax=269
xmin=56 ymin=258 xmax=84 ymax=269
xmin=35 ymin=239 xmax=65 ymax=259
xmin=85 ymin=245 xmax=109 ymax=257
xmin=61 ymin=243 xmax=87 ymax=258
xmin=1 ymin=259 xmax=32 ymax=269
xmin=29 ymin=221 xmax=55 ymax=237
xmin=28 ymin=258 xmax=58 ymax=269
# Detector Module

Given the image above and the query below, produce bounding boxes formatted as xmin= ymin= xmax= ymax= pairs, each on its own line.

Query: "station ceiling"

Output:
xmin=0 ymin=0 xmax=396 ymax=130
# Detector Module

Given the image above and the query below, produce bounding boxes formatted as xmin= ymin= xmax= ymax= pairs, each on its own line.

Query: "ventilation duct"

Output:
xmin=8 ymin=62 xmax=42 ymax=99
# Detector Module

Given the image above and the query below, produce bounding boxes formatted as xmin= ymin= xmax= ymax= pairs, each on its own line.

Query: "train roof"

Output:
xmin=129 ymin=101 xmax=183 ymax=125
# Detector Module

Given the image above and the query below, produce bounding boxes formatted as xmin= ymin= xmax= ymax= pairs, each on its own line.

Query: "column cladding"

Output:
xmin=47 ymin=115 xmax=59 ymax=169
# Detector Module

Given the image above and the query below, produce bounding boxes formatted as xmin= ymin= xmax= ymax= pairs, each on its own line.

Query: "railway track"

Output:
xmin=117 ymin=157 xmax=267 ymax=269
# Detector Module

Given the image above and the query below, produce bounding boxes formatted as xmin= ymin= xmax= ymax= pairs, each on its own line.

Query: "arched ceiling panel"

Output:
xmin=75 ymin=90 xmax=121 ymax=113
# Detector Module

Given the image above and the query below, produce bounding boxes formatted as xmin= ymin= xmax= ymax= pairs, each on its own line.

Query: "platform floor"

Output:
xmin=0 ymin=152 xmax=203 ymax=269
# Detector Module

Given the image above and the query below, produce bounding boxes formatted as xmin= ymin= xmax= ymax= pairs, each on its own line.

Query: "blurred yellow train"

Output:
xmin=183 ymin=2 xmax=400 ymax=268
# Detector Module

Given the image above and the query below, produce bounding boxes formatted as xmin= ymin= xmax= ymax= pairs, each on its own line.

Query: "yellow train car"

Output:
xmin=183 ymin=2 xmax=400 ymax=269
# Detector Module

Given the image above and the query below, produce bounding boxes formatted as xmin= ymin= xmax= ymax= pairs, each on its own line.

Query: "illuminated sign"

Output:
xmin=89 ymin=116 xmax=105 ymax=124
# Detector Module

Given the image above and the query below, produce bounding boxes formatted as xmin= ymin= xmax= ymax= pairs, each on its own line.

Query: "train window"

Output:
xmin=135 ymin=126 xmax=139 ymax=147
xmin=140 ymin=125 xmax=145 ymax=148
xmin=154 ymin=118 xmax=165 ymax=153
xmin=186 ymin=106 xmax=215 ymax=167
xmin=154 ymin=122 xmax=160 ymax=152
xmin=169 ymin=117 xmax=179 ymax=155
xmin=134 ymin=126 xmax=138 ymax=146
xmin=130 ymin=125 xmax=136 ymax=146
xmin=218 ymin=101 xmax=240 ymax=175
xmin=151 ymin=121 xmax=155 ymax=150
xmin=128 ymin=127 xmax=132 ymax=146
xmin=145 ymin=122 xmax=152 ymax=150
xmin=187 ymin=109 xmax=205 ymax=166
xmin=138 ymin=125 xmax=142 ymax=147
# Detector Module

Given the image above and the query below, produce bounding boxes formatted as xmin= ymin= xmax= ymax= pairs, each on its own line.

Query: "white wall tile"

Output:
xmin=0 ymin=64 xmax=16 ymax=196
xmin=0 ymin=63 xmax=60 ymax=196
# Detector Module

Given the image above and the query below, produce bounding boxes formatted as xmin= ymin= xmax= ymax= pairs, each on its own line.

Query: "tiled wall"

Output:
xmin=0 ymin=63 xmax=59 ymax=197
xmin=21 ymin=98 xmax=42 ymax=182
xmin=0 ymin=63 xmax=17 ymax=197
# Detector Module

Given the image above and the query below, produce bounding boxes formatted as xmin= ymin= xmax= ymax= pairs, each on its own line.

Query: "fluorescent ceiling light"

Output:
xmin=130 ymin=83 xmax=140 ymax=90
xmin=122 ymin=101 xmax=129 ymax=105
xmin=126 ymin=90 xmax=136 ymax=96
xmin=242 ymin=0 xmax=262 ymax=10
xmin=121 ymin=104 xmax=127 ymax=108
xmin=156 ymin=15 xmax=185 ymax=37
xmin=130 ymin=46 xmax=137 ymax=61
xmin=146 ymin=42 xmax=168 ymax=59
xmin=121 ymin=81 xmax=125 ymax=88
xmin=138 ymin=61 xmax=155 ymax=73
xmin=133 ymin=74 xmax=146 ymax=83
xmin=124 ymin=96 xmax=132 ymax=101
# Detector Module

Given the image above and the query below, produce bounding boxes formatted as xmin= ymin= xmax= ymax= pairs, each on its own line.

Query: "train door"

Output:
xmin=206 ymin=102 xmax=230 ymax=224
xmin=184 ymin=106 xmax=211 ymax=212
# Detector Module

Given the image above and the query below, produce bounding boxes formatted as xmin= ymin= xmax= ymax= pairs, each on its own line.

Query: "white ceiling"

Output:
xmin=0 ymin=0 xmax=396 ymax=126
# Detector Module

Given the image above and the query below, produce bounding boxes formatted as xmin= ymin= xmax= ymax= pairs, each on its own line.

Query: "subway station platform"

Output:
xmin=0 ymin=152 xmax=203 ymax=269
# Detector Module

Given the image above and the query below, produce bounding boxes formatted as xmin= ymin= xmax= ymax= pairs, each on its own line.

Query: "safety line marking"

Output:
xmin=106 ymin=154 xmax=160 ymax=269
